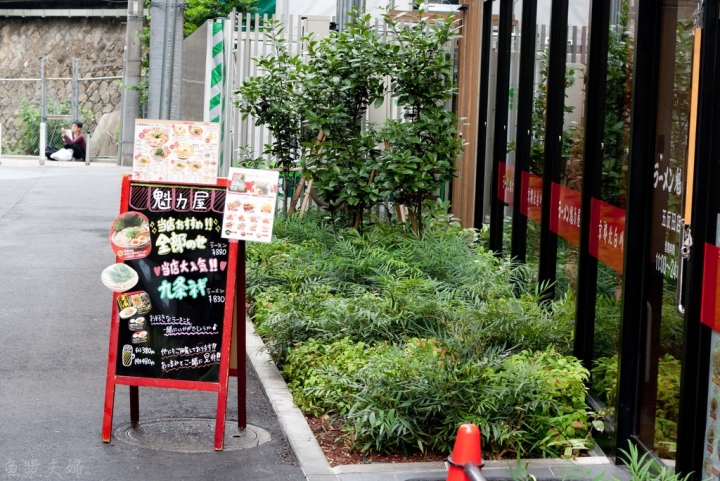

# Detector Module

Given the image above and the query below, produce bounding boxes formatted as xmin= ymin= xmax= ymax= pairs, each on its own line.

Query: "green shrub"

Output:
xmin=283 ymin=338 xmax=590 ymax=457
xmin=250 ymin=215 xmax=592 ymax=457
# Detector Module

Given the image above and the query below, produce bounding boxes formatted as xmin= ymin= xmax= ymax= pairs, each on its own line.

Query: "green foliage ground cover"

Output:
xmin=248 ymin=214 xmax=597 ymax=458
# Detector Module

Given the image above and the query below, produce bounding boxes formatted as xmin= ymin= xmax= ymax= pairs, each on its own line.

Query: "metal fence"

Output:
xmin=0 ymin=59 xmax=122 ymax=156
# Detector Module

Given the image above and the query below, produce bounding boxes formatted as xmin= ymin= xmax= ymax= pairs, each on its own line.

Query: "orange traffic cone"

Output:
xmin=446 ymin=424 xmax=483 ymax=481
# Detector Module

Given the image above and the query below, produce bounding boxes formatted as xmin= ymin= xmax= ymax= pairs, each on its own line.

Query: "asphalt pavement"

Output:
xmin=0 ymin=159 xmax=305 ymax=481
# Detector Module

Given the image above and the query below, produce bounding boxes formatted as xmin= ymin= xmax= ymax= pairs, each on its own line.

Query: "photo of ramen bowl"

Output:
xmin=174 ymin=160 xmax=187 ymax=170
xmin=146 ymin=129 xmax=169 ymax=147
xmin=175 ymin=144 xmax=194 ymax=159
xmin=189 ymin=126 xmax=203 ymax=136
xmin=173 ymin=125 xmax=187 ymax=135
xmin=189 ymin=161 xmax=202 ymax=172
xmin=119 ymin=307 xmax=137 ymax=319
xmin=129 ymin=317 xmax=146 ymax=331
xmin=111 ymin=212 xmax=151 ymax=251
xmin=137 ymin=156 xmax=151 ymax=166
xmin=132 ymin=330 xmax=148 ymax=344
xmin=151 ymin=147 xmax=167 ymax=161
xmin=101 ymin=264 xmax=139 ymax=293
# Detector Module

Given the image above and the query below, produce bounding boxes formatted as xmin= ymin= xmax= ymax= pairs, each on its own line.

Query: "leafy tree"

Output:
xmin=234 ymin=19 xmax=313 ymax=211
xmin=299 ymin=12 xmax=390 ymax=228
xmin=380 ymin=8 xmax=463 ymax=235
xmin=184 ymin=0 xmax=257 ymax=37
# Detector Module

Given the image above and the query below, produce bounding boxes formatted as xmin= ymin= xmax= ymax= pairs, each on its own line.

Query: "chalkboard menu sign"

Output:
xmin=112 ymin=181 xmax=230 ymax=382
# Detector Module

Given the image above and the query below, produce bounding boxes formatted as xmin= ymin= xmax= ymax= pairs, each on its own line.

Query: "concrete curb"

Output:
xmin=245 ymin=319 xmax=338 ymax=481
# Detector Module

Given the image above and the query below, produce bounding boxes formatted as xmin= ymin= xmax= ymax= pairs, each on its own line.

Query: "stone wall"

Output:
xmin=0 ymin=17 xmax=125 ymax=77
xmin=0 ymin=17 xmax=128 ymax=154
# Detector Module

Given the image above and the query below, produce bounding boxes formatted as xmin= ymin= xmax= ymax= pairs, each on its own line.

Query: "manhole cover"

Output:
xmin=114 ymin=418 xmax=271 ymax=453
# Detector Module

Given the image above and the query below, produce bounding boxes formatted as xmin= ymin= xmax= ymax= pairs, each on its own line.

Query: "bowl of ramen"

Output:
xmin=132 ymin=330 xmax=148 ymax=344
xmin=151 ymin=147 xmax=168 ymax=161
xmin=175 ymin=144 xmax=194 ymax=159
xmin=173 ymin=125 xmax=187 ymax=135
xmin=174 ymin=160 xmax=187 ymax=170
xmin=189 ymin=161 xmax=202 ymax=172
xmin=189 ymin=126 xmax=203 ymax=136
xmin=137 ymin=156 xmax=151 ymax=166
xmin=101 ymin=264 xmax=139 ymax=293
xmin=145 ymin=129 xmax=169 ymax=147
xmin=129 ymin=317 xmax=146 ymax=331
xmin=111 ymin=212 xmax=151 ymax=251
xmin=119 ymin=307 xmax=137 ymax=319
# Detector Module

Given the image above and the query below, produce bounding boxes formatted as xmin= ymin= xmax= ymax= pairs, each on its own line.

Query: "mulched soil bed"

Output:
xmin=305 ymin=415 xmax=448 ymax=467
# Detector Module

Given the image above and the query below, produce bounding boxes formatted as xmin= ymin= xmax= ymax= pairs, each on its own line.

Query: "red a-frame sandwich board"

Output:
xmin=101 ymin=174 xmax=246 ymax=450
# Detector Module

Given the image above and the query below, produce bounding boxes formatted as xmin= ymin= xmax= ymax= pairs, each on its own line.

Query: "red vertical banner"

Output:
xmin=549 ymin=183 xmax=581 ymax=247
xmin=702 ymin=243 xmax=720 ymax=332
xmin=589 ymin=198 xmax=626 ymax=274
xmin=520 ymin=171 xmax=542 ymax=223
xmin=497 ymin=161 xmax=514 ymax=205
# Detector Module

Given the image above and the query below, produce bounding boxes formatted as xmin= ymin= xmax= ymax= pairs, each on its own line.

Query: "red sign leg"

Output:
xmin=238 ymin=240 xmax=247 ymax=430
xmin=102 ymin=293 xmax=122 ymax=442
xmin=214 ymin=239 xmax=239 ymax=450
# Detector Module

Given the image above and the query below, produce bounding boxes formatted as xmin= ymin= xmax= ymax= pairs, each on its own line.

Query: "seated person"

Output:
xmin=61 ymin=121 xmax=86 ymax=161
xmin=50 ymin=120 xmax=86 ymax=161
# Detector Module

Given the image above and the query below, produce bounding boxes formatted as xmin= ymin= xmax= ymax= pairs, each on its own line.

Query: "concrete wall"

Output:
xmin=181 ymin=21 xmax=209 ymax=122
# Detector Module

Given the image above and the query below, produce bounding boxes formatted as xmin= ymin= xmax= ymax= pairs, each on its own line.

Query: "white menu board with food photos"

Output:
xmin=221 ymin=168 xmax=279 ymax=243
xmin=703 ymin=330 xmax=720 ymax=480
xmin=132 ymin=119 xmax=220 ymax=185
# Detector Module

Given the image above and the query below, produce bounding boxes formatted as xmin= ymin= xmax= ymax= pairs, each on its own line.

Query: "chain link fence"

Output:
xmin=0 ymin=61 xmax=123 ymax=156
xmin=0 ymin=67 xmax=41 ymax=155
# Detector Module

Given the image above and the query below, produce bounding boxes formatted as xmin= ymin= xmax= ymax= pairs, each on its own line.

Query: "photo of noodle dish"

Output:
xmin=173 ymin=125 xmax=187 ymax=135
xmin=189 ymin=161 xmax=203 ymax=172
xmin=151 ymin=147 xmax=168 ymax=161
xmin=137 ymin=156 xmax=151 ymax=166
xmin=189 ymin=126 xmax=203 ymax=136
xmin=145 ymin=129 xmax=169 ymax=147
xmin=175 ymin=144 xmax=194 ymax=159
xmin=111 ymin=212 xmax=151 ymax=251
xmin=173 ymin=160 xmax=187 ymax=170
xmin=101 ymin=264 xmax=139 ymax=293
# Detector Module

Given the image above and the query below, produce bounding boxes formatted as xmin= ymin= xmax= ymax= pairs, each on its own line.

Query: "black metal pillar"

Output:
xmin=676 ymin=1 xmax=719 ymax=477
xmin=488 ymin=0 xmax=512 ymax=254
xmin=573 ymin=0 xmax=611 ymax=370
xmin=537 ymin=0 xmax=568 ymax=298
xmin=474 ymin=0 xmax=495 ymax=230
xmin=509 ymin=0 xmax=537 ymax=263
xmin=615 ymin=0 xmax=663 ymax=459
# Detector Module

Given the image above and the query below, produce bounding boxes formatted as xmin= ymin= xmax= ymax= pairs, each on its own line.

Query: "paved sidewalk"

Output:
xmin=0 ymin=160 xmax=304 ymax=481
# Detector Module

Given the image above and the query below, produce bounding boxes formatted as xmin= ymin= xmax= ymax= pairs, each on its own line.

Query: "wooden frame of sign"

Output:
xmin=101 ymin=174 xmax=244 ymax=451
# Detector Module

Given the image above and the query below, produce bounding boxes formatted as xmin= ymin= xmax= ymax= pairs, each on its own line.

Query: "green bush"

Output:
xmin=249 ymin=215 xmax=594 ymax=457
xmin=283 ymin=337 xmax=590 ymax=457
xmin=248 ymin=216 xmax=566 ymax=360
